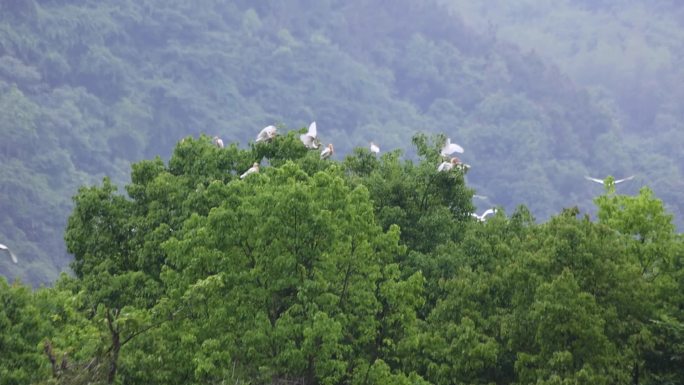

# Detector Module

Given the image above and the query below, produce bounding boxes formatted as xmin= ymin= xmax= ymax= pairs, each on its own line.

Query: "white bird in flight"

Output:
xmin=256 ymin=125 xmax=278 ymax=143
xmin=440 ymin=137 xmax=464 ymax=157
xmin=320 ymin=144 xmax=334 ymax=160
xmin=437 ymin=157 xmax=462 ymax=172
xmin=585 ymin=175 xmax=635 ymax=185
xmin=240 ymin=163 xmax=260 ymax=179
xmin=0 ymin=243 xmax=18 ymax=264
xmin=300 ymin=121 xmax=319 ymax=149
xmin=370 ymin=142 xmax=380 ymax=154
xmin=471 ymin=208 xmax=496 ymax=222
xmin=213 ymin=136 xmax=224 ymax=148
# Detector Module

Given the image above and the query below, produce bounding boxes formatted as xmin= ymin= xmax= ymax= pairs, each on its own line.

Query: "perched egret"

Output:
xmin=300 ymin=121 xmax=319 ymax=149
xmin=370 ymin=142 xmax=380 ymax=154
xmin=437 ymin=157 xmax=461 ymax=172
xmin=471 ymin=208 xmax=496 ymax=222
xmin=213 ymin=136 xmax=224 ymax=148
xmin=0 ymin=243 xmax=18 ymax=264
xmin=256 ymin=125 xmax=277 ymax=143
xmin=240 ymin=163 xmax=260 ymax=179
xmin=440 ymin=137 xmax=464 ymax=157
xmin=320 ymin=143 xmax=334 ymax=160
xmin=585 ymin=175 xmax=635 ymax=185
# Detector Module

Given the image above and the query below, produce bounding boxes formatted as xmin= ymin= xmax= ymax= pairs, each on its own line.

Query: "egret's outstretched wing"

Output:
xmin=307 ymin=121 xmax=317 ymax=138
xmin=441 ymin=138 xmax=464 ymax=156
xmin=481 ymin=208 xmax=496 ymax=219
xmin=615 ymin=175 xmax=635 ymax=184
xmin=0 ymin=243 xmax=17 ymax=264
xmin=585 ymin=176 xmax=605 ymax=184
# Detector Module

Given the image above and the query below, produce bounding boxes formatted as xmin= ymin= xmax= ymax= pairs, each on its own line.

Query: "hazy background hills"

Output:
xmin=1 ymin=0 xmax=682 ymax=286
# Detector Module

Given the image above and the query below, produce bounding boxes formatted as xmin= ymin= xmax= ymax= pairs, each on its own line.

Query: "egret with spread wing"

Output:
xmin=471 ymin=208 xmax=496 ymax=222
xmin=585 ymin=175 xmax=635 ymax=185
xmin=300 ymin=121 xmax=319 ymax=149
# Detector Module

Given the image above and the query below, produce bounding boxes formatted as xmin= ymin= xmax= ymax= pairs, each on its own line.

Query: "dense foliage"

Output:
xmin=1 ymin=135 xmax=683 ymax=385
xmin=2 ymin=0 xmax=682 ymax=285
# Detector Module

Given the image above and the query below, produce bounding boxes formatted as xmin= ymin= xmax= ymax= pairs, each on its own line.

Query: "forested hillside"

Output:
xmin=2 ymin=135 xmax=683 ymax=384
xmin=442 ymin=0 xmax=684 ymax=223
xmin=4 ymin=0 xmax=682 ymax=285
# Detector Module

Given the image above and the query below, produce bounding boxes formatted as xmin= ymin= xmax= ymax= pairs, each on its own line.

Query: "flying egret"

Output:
xmin=471 ymin=208 xmax=496 ymax=222
xmin=320 ymin=143 xmax=334 ymax=160
xmin=440 ymin=137 xmax=464 ymax=157
xmin=256 ymin=125 xmax=278 ymax=143
xmin=437 ymin=157 xmax=461 ymax=172
xmin=585 ymin=175 xmax=635 ymax=185
xmin=213 ymin=136 xmax=224 ymax=148
xmin=240 ymin=163 xmax=260 ymax=179
xmin=0 ymin=243 xmax=18 ymax=264
xmin=370 ymin=142 xmax=380 ymax=154
xmin=300 ymin=121 xmax=319 ymax=149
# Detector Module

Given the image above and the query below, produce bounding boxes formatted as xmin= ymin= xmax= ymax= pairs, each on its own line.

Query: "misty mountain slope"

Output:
xmin=441 ymin=0 xmax=684 ymax=223
xmin=0 ymin=0 xmax=676 ymax=285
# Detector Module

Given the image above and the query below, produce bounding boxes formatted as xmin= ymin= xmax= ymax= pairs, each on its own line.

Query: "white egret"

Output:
xmin=0 ymin=243 xmax=18 ymax=264
xmin=320 ymin=143 xmax=334 ymax=160
xmin=300 ymin=121 xmax=319 ymax=149
xmin=440 ymin=137 xmax=464 ymax=157
xmin=437 ymin=157 xmax=461 ymax=172
xmin=213 ymin=136 xmax=224 ymax=148
xmin=585 ymin=175 xmax=635 ymax=185
xmin=370 ymin=142 xmax=380 ymax=154
xmin=240 ymin=163 xmax=260 ymax=179
xmin=471 ymin=208 xmax=496 ymax=222
xmin=256 ymin=125 xmax=277 ymax=143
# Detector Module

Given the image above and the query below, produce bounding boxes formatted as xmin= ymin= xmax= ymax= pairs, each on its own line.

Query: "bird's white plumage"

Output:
xmin=437 ymin=157 xmax=462 ymax=172
xmin=256 ymin=125 xmax=277 ymax=142
xmin=585 ymin=176 xmax=605 ymax=184
xmin=585 ymin=175 xmax=635 ymax=185
xmin=240 ymin=163 xmax=260 ymax=179
xmin=300 ymin=121 xmax=319 ymax=149
xmin=471 ymin=208 xmax=496 ymax=222
xmin=213 ymin=136 xmax=224 ymax=148
xmin=370 ymin=142 xmax=380 ymax=154
xmin=320 ymin=143 xmax=334 ymax=160
xmin=0 ymin=243 xmax=18 ymax=264
xmin=437 ymin=161 xmax=453 ymax=172
xmin=440 ymin=138 xmax=464 ymax=157
xmin=615 ymin=175 xmax=635 ymax=184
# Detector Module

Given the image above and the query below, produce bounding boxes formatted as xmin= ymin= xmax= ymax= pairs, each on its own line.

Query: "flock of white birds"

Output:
xmin=214 ymin=121 xmax=503 ymax=224
xmin=0 ymin=124 xmax=635 ymax=267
